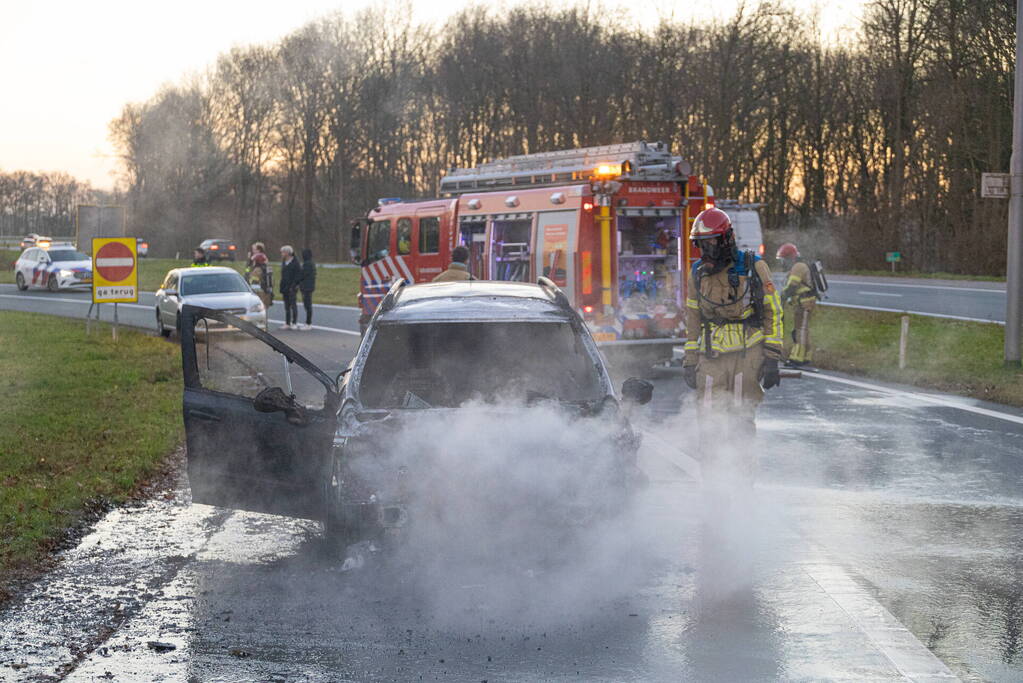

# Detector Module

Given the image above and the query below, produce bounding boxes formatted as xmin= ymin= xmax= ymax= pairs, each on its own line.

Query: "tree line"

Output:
xmin=106 ymin=0 xmax=1015 ymax=274
xmin=0 ymin=171 xmax=108 ymax=242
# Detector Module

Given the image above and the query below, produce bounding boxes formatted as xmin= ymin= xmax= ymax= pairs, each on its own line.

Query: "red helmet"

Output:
xmin=690 ymin=208 xmax=732 ymax=240
xmin=776 ymin=243 xmax=800 ymax=259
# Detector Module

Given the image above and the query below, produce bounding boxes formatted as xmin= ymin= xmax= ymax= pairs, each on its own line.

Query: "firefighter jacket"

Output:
xmin=432 ymin=262 xmax=473 ymax=282
xmin=683 ymin=253 xmax=784 ymax=363
xmin=782 ymin=261 xmax=817 ymax=309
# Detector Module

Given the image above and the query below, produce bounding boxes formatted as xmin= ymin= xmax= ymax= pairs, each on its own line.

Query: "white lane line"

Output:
xmin=807 ymin=372 xmax=1023 ymax=428
xmin=644 ymin=433 xmax=702 ymax=482
xmin=267 ymin=319 xmax=360 ymax=336
xmin=0 ymin=294 xmax=151 ymax=310
xmin=818 ymin=301 xmax=1005 ymax=325
xmin=857 ymin=290 xmax=903 ymax=297
xmin=829 ymin=279 xmax=1004 ymax=294
xmin=802 ymin=561 xmax=959 ymax=680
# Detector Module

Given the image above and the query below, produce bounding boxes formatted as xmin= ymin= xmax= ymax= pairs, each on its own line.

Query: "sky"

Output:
xmin=0 ymin=0 xmax=864 ymax=191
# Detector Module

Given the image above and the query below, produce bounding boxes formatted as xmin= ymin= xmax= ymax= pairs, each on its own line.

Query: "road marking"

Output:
xmin=0 ymin=294 xmax=151 ymax=310
xmin=818 ymin=301 xmax=1005 ymax=325
xmin=857 ymin=290 xmax=902 ymax=297
xmin=267 ymin=319 xmax=360 ymax=336
xmin=807 ymin=372 xmax=1023 ymax=427
xmin=644 ymin=433 xmax=702 ymax=481
xmin=829 ymin=279 xmax=1004 ymax=294
xmin=802 ymin=560 xmax=959 ymax=680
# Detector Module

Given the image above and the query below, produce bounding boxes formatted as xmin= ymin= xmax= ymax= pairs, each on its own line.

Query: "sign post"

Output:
xmin=885 ymin=251 xmax=901 ymax=273
xmin=1006 ymin=0 xmax=1023 ymax=367
xmin=91 ymin=237 xmax=138 ymax=340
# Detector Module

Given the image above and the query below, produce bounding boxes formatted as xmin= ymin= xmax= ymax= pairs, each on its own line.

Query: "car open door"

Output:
xmin=180 ymin=305 xmax=339 ymax=519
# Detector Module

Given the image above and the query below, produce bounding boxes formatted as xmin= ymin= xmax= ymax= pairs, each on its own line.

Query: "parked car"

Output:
xmin=155 ymin=266 xmax=266 ymax=336
xmin=14 ymin=243 xmax=91 ymax=292
xmin=719 ymin=201 xmax=765 ymax=257
xmin=198 ymin=238 xmax=238 ymax=261
xmin=178 ymin=278 xmax=653 ymax=547
xmin=136 ymin=238 xmax=149 ymax=257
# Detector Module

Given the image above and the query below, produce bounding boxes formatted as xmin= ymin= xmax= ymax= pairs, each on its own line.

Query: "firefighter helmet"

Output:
xmin=690 ymin=208 xmax=733 ymax=240
xmin=776 ymin=243 xmax=800 ymax=259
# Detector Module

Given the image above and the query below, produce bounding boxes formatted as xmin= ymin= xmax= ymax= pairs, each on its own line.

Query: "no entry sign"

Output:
xmin=92 ymin=237 xmax=138 ymax=303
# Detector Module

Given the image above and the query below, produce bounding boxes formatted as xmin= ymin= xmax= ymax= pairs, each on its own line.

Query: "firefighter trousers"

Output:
xmin=790 ymin=305 xmax=813 ymax=364
xmin=695 ymin=344 xmax=764 ymax=485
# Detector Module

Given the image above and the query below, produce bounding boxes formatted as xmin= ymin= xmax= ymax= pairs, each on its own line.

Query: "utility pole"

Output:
xmin=1007 ymin=0 xmax=1023 ymax=367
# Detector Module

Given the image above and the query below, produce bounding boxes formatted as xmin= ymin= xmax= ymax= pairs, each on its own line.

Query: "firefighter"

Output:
xmin=776 ymin=243 xmax=815 ymax=366
xmin=432 ymin=245 xmax=474 ymax=282
xmin=681 ymin=208 xmax=784 ymax=481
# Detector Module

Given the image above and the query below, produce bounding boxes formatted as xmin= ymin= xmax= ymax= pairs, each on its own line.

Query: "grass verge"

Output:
xmin=807 ymin=306 xmax=1023 ymax=406
xmin=2 ymin=251 xmax=360 ymax=307
xmin=0 ymin=311 xmax=182 ymax=595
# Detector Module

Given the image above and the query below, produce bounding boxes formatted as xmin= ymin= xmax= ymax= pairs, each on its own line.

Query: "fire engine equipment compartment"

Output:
xmin=490 ymin=219 xmax=532 ymax=282
xmin=359 ymin=321 xmax=603 ymax=408
xmin=616 ymin=214 xmax=683 ymax=338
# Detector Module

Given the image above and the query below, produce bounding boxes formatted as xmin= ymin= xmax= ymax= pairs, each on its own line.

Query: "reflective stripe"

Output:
xmin=694 ymin=322 xmax=763 ymax=354
xmin=764 ymin=289 xmax=784 ymax=348
xmin=686 ymin=297 xmax=699 ymax=310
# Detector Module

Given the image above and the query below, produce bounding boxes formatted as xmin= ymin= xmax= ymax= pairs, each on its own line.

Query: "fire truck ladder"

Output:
xmin=439 ymin=141 xmax=693 ymax=196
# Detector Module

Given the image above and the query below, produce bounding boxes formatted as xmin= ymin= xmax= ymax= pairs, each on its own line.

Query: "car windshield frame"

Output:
xmin=44 ymin=249 xmax=89 ymax=262
xmin=179 ymin=271 xmax=250 ymax=296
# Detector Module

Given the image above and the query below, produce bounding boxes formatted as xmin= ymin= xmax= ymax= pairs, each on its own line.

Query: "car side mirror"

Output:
xmin=250 ymin=283 xmax=262 ymax=293
xmin=165 ymin=289 xmax=178 ymax=298
xmin=621 ymin=377 xmax=654 ymax=405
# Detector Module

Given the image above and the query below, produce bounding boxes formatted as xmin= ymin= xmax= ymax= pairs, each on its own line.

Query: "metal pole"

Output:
xmin=1006 ymin=0 xmax=1023 ymax=367
xmin=899 ymin=315 xmax=909 ymax=370
xmin=113 ymin=302 xmax=118 ymax=341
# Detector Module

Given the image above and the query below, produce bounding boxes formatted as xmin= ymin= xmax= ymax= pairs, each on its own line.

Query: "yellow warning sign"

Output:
xmin=92 ymin=237 xmax=138 ymax=303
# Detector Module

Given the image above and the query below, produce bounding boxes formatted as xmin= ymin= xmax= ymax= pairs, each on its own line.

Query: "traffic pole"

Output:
xmin=1007 ymin=0 xmax=1023 ymax=367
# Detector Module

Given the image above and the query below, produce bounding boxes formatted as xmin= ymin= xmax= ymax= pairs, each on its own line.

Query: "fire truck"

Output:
xmin=354 ymin=141 xmax=715 ymax=369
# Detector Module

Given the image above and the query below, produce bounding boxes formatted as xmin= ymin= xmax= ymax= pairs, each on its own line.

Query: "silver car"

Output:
xmin=155 ymin=266 xmax=267 ymax=336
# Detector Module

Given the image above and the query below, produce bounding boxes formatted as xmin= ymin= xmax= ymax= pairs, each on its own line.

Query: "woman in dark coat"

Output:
xmin=279 ymin=245 xmax=301 ymax=329
xmin=299 ymin=248 xmax=317 ymax=330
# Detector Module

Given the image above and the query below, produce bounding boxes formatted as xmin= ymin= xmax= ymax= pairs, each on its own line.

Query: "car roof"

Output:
xmin=171 ymin=266 xmax=240 ymax=276
xmin=378 ymin=281 xmax=573 ymax=323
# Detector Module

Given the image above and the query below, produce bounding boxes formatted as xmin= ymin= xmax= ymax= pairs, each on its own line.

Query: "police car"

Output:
xmin=14 ymin=243 xmax=92 ymax=292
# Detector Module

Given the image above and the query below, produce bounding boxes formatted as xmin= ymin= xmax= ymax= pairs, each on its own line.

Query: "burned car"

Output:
xmin=180 ymin=278 xmax=652 ymax=547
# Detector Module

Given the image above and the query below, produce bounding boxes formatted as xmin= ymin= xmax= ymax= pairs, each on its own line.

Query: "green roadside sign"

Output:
xmin=885 ymin=252 xmax=902 ymax=263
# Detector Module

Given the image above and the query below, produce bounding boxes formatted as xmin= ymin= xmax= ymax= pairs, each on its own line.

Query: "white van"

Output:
xmin=719 ymin=202 xmax=764 ymax=257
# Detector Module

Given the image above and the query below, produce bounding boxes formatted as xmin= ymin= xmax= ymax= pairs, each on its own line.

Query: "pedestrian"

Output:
xmin=298 ymin=247 xmax=316 ymax=330
xmin=191 ymin=247 xmax=209 ymax=267
xmin=247 ymin=243 xmax=273 ymax=311
xmin=432 ymin=245 xmax=474 ymax=282
xmin=776 ymin=242 xmax=816 ymax=367
xmin=279 ymin=245 xmax=301 ymax=330
xmin=681 ymin=208 xmax=784 ymax=485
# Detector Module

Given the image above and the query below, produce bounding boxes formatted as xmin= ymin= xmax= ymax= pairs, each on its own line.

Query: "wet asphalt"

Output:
xmin=2 ymin=288 xmax=1023 ymax=681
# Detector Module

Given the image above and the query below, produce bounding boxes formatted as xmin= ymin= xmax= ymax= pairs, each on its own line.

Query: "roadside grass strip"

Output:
xmin=0 ymin=311 xmax=182 ymax=589
xmin=807 ymin=306 xmax=1023 ymax=408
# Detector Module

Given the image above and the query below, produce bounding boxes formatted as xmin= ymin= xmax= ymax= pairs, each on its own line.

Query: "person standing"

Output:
xmin=279 ymin=245 xmax=301 ymax=330
xmin=247 ymin=243 xmax=273 ymax=311
xmin=776 ymin=243 xmax=816 ymax=367
xmin=681 ymin=208 xmax=784 ymax=484
xmin=298 ymin=248 xmax=317 ymax=330
xmin=432 ymin=245 xmax=474 ymax=282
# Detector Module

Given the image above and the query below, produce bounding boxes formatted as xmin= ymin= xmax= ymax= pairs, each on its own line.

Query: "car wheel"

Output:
xmin=47 ymin=274 xmax=59 ymax=292
xmin=157 ymin=309 xmax=171 ymax=337
xmin=322 ymin=456 xmax=353 ymax=550
xmin=15 ymin=272 xmax=27 ymax=291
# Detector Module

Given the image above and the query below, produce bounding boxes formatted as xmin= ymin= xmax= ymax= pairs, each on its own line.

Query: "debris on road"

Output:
xmin=146 ymin=640 xmax=177 ymax=652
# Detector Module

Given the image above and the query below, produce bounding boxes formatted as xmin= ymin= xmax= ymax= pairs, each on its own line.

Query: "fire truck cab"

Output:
xmin=355 ymin=142 xmax=714 ymax=370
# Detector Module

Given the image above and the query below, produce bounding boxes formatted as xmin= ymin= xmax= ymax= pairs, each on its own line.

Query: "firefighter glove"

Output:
xmin=682 ymin=364 xmax=698 ymax=390
xmin=760 ymin=358 xmax=780 ymax=390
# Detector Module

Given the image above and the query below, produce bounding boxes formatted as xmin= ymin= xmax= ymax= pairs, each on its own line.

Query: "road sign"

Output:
xmin=92 ymin=237 xmax=138 ymax=303
xmin=982 ymin=173 xmax=1010 ymax=199
xmin=885 ymin=252 xmax=901 ymax=263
